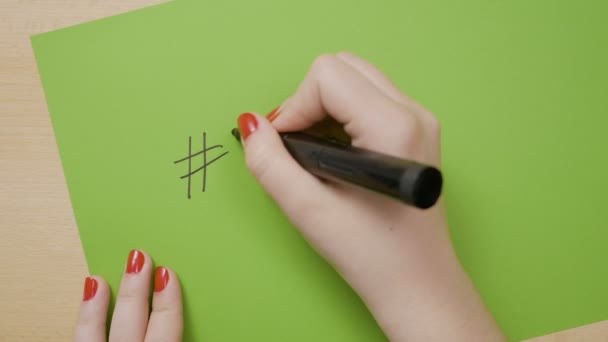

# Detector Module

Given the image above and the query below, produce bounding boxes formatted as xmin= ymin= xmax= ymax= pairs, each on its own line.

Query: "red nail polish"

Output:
xmin=154 ymin=267 xmax=170 ymax=292
xmin=266 ymin=106 xmax=280 ymax=122
xmin=83 ymin=277 xmax=98 ymax=301
xmin=126 ymin=249 xmax=145 ymax=274
xmin=237 ymin=113 xmax=258 ymax=140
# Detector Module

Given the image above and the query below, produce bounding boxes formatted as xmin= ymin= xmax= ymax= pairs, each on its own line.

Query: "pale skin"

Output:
xmin=74 ymin=52 xmax=506 ymax=341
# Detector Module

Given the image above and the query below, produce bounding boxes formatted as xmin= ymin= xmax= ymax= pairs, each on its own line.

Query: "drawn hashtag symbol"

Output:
xmin=173 ymin=132 xmax=229 ymax=199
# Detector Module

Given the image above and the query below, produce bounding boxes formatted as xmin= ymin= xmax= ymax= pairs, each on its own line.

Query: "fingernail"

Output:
xmin=237 ymin=113 xmax=258 ymax=140
xmin=266 ymin=106 xmax=281 ymax=122
xmin=83 ymin=277 xmax=98 ymax=301
xmin=154 ymin=266 xmax=170 ymax=292
xmin=126 ymin=249 xmax=145 ymax=274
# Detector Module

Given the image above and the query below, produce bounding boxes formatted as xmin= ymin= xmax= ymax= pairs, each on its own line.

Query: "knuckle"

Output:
xmin=391 ymin=114 xmax=423 ymax=153
xmin=336 ymin=50 xmax=355 ymax=59
xmin=152 ymin=303 xmax=182 ymax=317
xmin=394 ymin=112 xmax=421 ymax=137
xmin=426 ymin=115 xmax=441 ymax=135
xmin=311 ymin=53 xmax=338 ymax=75
xmin=116 ymin=286 xmax=140 ymax=304
xmin=76 ymin=314 xmax=103 ymax=330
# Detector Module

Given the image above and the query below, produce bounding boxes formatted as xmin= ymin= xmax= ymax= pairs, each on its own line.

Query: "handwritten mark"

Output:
xmin=174 ymin=132 xmax=229 ymax=199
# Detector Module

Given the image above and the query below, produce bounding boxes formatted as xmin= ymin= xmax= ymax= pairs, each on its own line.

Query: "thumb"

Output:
xmin=237 ymin=112 xmax=330 ymax=220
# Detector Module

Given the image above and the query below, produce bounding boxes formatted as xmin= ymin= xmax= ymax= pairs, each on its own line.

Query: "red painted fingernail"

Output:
xmin=266 ymin=106 xmax=280 ymax=122
xmin=154 ymin=267 xmax=170 ymax=292
xmin=237 ymin=113 xmax=258 ymax=140
xmin=126 ymin=249 xmax=145 ymax=274
xmin=83 ymin=277 xmax=98 ymax=301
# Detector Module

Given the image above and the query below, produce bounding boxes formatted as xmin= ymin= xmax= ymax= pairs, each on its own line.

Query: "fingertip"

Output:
xmin=82 ymin=276 xmax=98 ymax=302
xmin=239 ymin=112 xmax=286 ymax=179
xmin=154 ymin=266 xmax=170 ymax=293
xmin=83 ymin=275 xmax=110 ymax=302
xmin=147 ymin=266 xmax=183 ymax=342
xmin=335 ymin=50 xmax=358 ymax=60
xmin=75 ymin=275 xmax=110 ymax=342
xmin=153 ymin=266 xmax=182 ymax=298
xmin=126 ymin=249 xmax=153 ymax=274
xmin=266 ymin=106 xmax=281 ymax=122
xmin=265 ymin=96 xmax=291 ymax=126
xmin=89 ymin=275 xmax=109 ymax=288
xmin=237 ymin=112 xmax=264 ymax=141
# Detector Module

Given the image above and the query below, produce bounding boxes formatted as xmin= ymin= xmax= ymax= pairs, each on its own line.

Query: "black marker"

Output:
xmin=231 ymin=129 xmax=442 ymax=209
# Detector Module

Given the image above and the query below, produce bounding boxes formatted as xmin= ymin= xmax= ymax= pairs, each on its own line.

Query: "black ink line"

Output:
xmin=187 ymin=136 xmax=192 ymax=199
xmin=202 ymin=132 xmax=207 ymax=192
xmin=173 ymin=144 xmax=223 ymax=164
xmin=179 ymin=151 xmax=229 ymax=179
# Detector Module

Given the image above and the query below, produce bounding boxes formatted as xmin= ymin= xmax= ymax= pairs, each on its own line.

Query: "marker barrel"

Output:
xmin=281 ymin=132 xmax=442 ymax=209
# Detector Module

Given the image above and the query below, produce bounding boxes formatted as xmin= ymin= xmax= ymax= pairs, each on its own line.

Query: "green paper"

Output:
xmin=31 ymin=0 xmax=608 ymax=341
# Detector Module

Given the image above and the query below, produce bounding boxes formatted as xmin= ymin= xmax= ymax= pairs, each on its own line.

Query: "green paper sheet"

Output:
xmin=31 ymin=0 xmax=608 ymax=341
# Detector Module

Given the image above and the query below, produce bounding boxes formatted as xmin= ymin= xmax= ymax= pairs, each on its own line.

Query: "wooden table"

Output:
xmin=0 ymin=1 xmax=605 ymax=340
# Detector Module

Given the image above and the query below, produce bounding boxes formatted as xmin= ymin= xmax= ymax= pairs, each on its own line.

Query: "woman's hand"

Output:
xmin=73 ymin=250 xmax=183 ymax=342
xmin=238 ymin=52 xmax=505 ymax=341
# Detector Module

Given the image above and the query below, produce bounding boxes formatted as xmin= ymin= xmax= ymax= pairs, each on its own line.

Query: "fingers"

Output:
xmin=335 ymin=52 xmax=415 ymax=108
xmin=75 ymin=253 xmax=184 ymax=342
xmin=335 ymin=52 xmax=440 ymax=131
xmin=73 ymin=276 xmax=110 ymax=342
xmin=109 ymin=249 xmax=153 ymax=342
xmin=237 ymin=112 xmax=332 ymax=223
xmin=271 ymin=53 xmax=421 ymax=158
xmin=145 ymin=267 xmax=183 ymax=342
